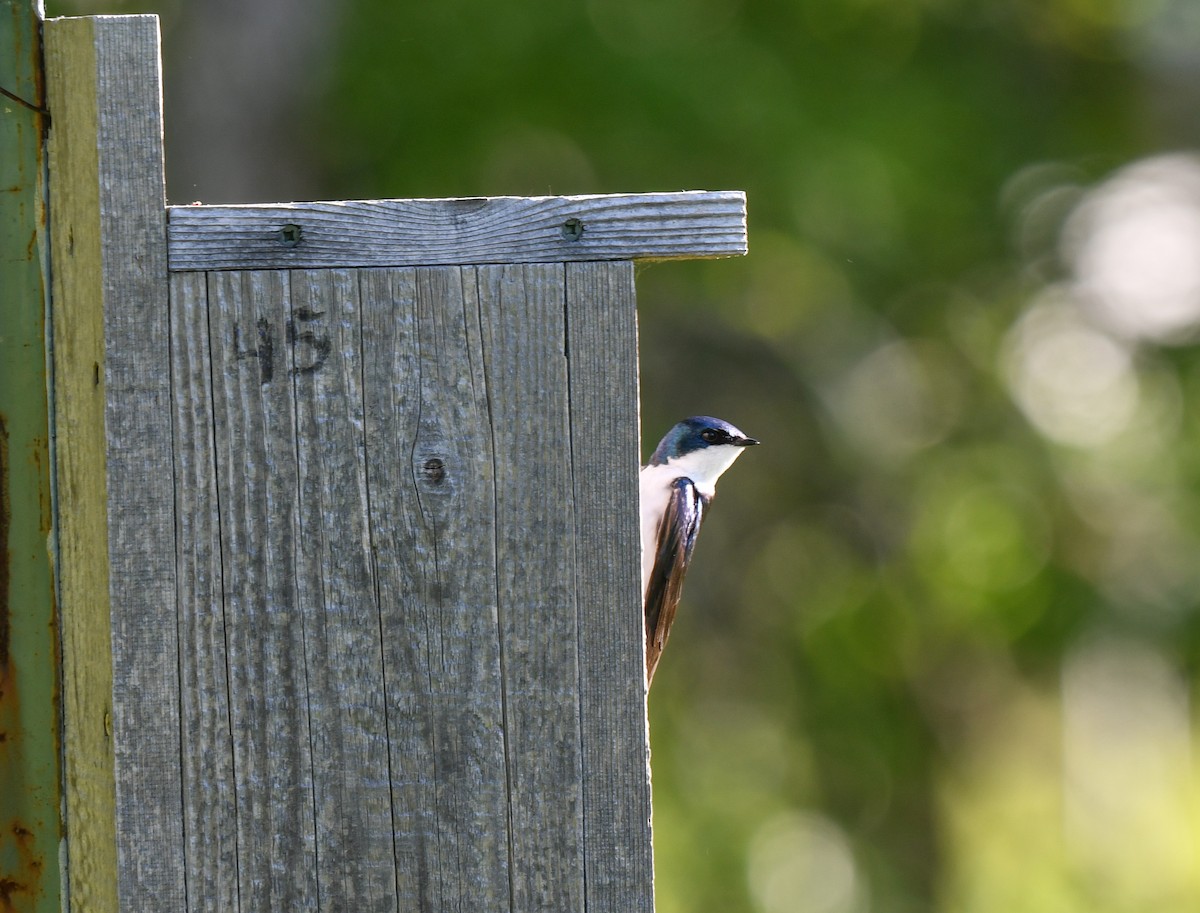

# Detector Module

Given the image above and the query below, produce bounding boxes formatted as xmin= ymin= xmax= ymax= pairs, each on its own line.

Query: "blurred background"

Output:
xmin=47 ymin=0 xmax=1200 ymax=910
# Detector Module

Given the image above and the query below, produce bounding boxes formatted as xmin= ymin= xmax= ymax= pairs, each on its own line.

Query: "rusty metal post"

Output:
xmin=0 ymin=2 xmax=62 ymax=913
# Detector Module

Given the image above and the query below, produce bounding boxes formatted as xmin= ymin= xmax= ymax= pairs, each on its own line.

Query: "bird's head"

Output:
xmin=648 ymin=415 xmax=759 ymax=488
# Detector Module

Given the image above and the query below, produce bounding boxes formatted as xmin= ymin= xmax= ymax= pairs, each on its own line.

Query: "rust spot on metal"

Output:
xmin=0 ymin=876 xmax=32 ymax=910
xmin=11 ymin=821 xmax=38 ymax=863
xmin=0 ymin=818 xmax=43 ymax=911
xmin=0 ymin=660 xmax=15 ymax=758
xmin=1 ymin=413 xmax=11 ymax=672
xmin=27 ymin=436 xmax=52 ymax=537
xmin=46 ymin=575 xmax=61 ymax=770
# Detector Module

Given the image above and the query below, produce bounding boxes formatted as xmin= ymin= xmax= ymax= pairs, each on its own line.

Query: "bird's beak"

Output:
xmin=736 ymin=436 xmax=760 ymax=447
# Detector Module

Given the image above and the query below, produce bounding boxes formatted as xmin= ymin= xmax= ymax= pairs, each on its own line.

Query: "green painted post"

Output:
xmin=0 ymin=2 xmax=62 ymax=913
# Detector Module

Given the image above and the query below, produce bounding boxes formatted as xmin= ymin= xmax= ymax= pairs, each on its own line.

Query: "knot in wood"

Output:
xmin=422 ymin=458 xmax=446 ymax=485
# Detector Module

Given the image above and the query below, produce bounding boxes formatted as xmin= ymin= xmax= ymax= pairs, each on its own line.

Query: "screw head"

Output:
xmin=277 ymin=223 xmax=303 ymax=247
xmin=561 ymin=218 xmax=585 ymax=242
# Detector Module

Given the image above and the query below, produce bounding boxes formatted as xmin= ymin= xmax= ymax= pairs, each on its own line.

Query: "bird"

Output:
xmin=640 ymin=416 xmax=759 ymax=684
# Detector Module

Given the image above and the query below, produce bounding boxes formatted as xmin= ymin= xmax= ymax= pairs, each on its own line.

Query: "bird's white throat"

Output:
xmin=656 ymin=443 xmax=748 ymax=497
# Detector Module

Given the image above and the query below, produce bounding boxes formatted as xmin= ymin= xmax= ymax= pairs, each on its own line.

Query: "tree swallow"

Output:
xmin=640 ymin=416 xmax=759 ymax=684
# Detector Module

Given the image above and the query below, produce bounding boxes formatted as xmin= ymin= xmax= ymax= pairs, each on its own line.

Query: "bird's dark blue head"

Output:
xmin=648 ymin=416 xmax=759 ymax=466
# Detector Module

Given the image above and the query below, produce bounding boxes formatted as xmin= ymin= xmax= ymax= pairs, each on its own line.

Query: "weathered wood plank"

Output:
xmin=44 ymin=21 xmax=118 ymax=913
xmin=360 ymin=266 xmax=512 ymax=909
xmin=206 ymin=269 xmax=319 ymax=911
xmin=407 ymin=267 xmax=513 ymax=910
xmin=290 ymin=269 xmax=397 ymax=912
xmin=168 ymin=261 xmax=654 ymax=913
xmin=566 ymin=261 xmax=655 ymax=913
xmin=166 ymin=191 xmax=748 ymax=271
xmin=169 ymin=270 xmax=239 ymax=913
xmin=44 ymin=14 xmax=185 ymax=913
xmin=90 ymin=22 xmax=187 ymax=913
xmin=358 ymin=266 xmax=442 ymax=910
xmin=478 ymin=263 xmax=587 ymax=912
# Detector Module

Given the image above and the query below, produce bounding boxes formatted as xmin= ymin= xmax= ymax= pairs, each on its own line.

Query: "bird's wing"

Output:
xmin=644 ymin=477 xmax=705 ymax=684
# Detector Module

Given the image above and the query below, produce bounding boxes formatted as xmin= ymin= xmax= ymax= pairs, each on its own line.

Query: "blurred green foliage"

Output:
xmin=47 ymin=0 xmax=1200 ymax=909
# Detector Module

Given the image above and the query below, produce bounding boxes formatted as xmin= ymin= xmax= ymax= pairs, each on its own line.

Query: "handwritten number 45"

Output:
xmin=233 ymin=308 xmax=332 ymax=385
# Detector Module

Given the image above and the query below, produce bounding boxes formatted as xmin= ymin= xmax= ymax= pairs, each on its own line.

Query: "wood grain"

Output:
xmin=166 ymin=191 xmax=747 ymax=271
xmin=169 ymin=270 xmax=240 ymax=913
xmin=566 ymin=261 xmax=655 ymax=913
xmin=168 ymin=262 xmax=652 ymax=911
xmin=360 ymin=266 xmax=513 ymax=909
xmin=206 ymin=269 xmax=319 ymax=911
xmin=291 ymin=268 xmax=396 ymax=912
xmin=478 ymin=263 xmax=587 ymax=911
xmin=45 ymin=15 xmax=186 ymax=913
xmin=44 ymin=18 xmax=118 ymax=913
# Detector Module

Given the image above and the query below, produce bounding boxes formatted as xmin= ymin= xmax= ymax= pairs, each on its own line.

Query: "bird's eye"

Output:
xmin=701 ymin=428 xmax=722 ymax=443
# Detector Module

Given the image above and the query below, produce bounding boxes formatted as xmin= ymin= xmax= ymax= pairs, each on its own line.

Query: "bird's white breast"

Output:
xmin=639 ymin=463 xmax=678 ymax=595
xmin=638 ymin=443 xmax=748 ymax=596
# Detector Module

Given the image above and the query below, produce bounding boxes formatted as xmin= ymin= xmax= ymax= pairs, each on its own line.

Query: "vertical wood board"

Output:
xmin=291 ymin=268 xmax=396 ymax=913
xmin=566 ymin=262 xmax=654 ymax=912
xmin=168 ymin=263 xmax=650 ymax=912
xmin=478 ymin=263 xmax=587 ymax=912
xmin=45 ymin=19 xmax=117 ymax=913
xmin=206 ymin=269 xmax=319 ymax=912
xmin=363 ymin=265 xmax=511 ymax=909
xmin=89 ymin=21 xmax=185 ymax=913
xmin=45 ymin=14 xmax=185 ymax=913
xmin=169 ymin=269 xmax=239 ymax=913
